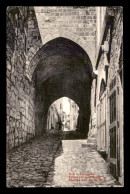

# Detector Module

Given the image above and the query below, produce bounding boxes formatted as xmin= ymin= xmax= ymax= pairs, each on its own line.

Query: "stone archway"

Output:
xmin=46 ymin=97 xmax=79 ymax=132
xmin=25 ymin=30 xmax=95 ymax=81
xmin=30 ymin=37 xmax=93 ymax=138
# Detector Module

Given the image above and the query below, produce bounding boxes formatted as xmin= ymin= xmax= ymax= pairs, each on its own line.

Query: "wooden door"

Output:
xmin=97 ymin=93 xmax=107 ymax=151
xmin=109 ymin=76 xmax=118 ymax=179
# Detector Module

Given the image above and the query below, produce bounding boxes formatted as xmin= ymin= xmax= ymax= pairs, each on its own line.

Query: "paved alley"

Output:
xmin=6 ymin=7 xmax=124 ymax=186
xmin=6 ymin=133 xmax=119 ymax=188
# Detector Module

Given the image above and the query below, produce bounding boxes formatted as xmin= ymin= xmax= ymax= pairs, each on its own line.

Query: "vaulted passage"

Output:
xmin=6 ymin=6 xmax=123 ymax=187
xmin=32 ymin=37 xmax=93 ymax=138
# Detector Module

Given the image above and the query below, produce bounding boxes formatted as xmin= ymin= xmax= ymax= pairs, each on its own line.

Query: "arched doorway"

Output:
xmin=32 ymin=37 xmax=93 ymax=138
xmin=46 ymin=97 xmax=79 ymax=132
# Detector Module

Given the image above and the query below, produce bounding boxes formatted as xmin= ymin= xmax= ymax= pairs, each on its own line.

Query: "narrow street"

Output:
xmin=6 ymin=7 xmax=124 ymax=186
xmin=6 ymin=133 xmax=119 ymax=187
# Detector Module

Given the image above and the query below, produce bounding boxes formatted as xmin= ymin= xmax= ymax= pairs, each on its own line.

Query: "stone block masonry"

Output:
xmin=6 ymin=7 xmax=42 ymax=151
xmin=34 ymin=6 xmax=97 ymax=69
xmin=108 ymin=8 xmax=123 ymax=85
xmin=6 ymin=56 xmax=35 ymax=150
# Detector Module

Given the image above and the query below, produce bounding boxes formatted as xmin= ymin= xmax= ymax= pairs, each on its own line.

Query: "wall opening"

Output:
xmin=46 ymin=97 xmax=79 ymax=133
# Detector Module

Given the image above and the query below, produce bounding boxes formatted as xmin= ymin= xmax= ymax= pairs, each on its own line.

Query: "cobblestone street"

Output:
xmin=6 ymin=133 xmax=119 ymax=188
xmin=6 ymin=7 xmax=124 ymax=186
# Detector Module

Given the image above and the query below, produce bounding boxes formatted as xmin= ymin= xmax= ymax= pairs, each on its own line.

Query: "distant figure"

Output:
xmin=51 ymin=124 xmax=54 ymax=130
xmin=57 ymin=121 xmax=63 ymax=131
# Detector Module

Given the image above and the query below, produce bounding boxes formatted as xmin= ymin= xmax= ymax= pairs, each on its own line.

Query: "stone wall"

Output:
xmin=88 ymin=79 xmax=97 ymax=138
xmin=32 ymin=6 xmax=97 ymax=69
xmin=108 ymin=7 xmax=123 ymax=86
xmin=6 ymin=7 xmax=42 ymax=151
xmin=93 ymin=6 xmax=123 ymax=183
xmin=88 ymin=7 xmax=123 ymax=140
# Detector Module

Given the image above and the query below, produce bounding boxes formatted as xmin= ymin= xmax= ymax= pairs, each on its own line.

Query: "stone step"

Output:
xmin=82 ymin=143 xmax=96 ymax=149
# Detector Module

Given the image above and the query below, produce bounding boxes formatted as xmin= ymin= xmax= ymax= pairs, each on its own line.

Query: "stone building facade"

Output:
xmin=94 ymin=7 xmax=123 ymax=184
xmin=68 ymin=99 xmax=79 ymax=131
xmin=6 ymin=6 xmax=123 ymax=183
xmin=46 ymin=104 xmax=60 ymax=131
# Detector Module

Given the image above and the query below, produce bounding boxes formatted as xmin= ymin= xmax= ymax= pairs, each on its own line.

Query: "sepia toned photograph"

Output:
xmin=6 ymin=6 xmax=123 ymax=187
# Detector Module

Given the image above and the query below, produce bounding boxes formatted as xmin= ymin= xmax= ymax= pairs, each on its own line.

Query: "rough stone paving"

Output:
xmin=6 ymin=133 xmax=119 ymax=187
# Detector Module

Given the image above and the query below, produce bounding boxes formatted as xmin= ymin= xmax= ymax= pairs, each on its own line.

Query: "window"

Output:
xmin=99 ymin=79 xmax=106 ymax=100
